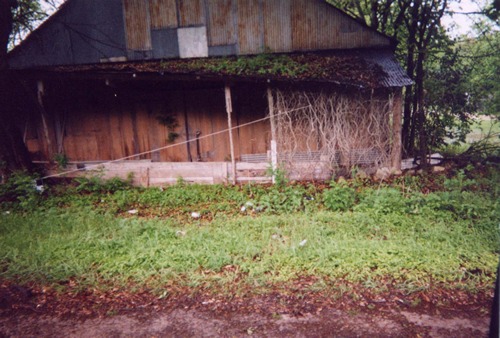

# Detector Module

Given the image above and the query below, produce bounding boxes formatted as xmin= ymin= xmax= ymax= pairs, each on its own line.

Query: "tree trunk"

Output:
xmin=0 ymin=0 xmax=33 ymax=175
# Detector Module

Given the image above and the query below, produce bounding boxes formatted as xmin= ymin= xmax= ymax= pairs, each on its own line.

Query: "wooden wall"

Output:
xmin=27 ymin=79 xmax=270 ymax=163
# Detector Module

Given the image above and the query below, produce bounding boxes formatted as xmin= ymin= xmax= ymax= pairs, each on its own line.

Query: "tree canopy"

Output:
xmin=330 ymin=0 xmax=499 ymax=161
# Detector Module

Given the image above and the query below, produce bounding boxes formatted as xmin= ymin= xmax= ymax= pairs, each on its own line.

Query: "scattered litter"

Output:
xmin=304 ymin=196 xmax=314 ymax=201
xmin=299 ymin=239 xmax=307 ymax=247
xmin=158 ymin=290 xmax=168 ymax=299
xmin=128 ymin=209 xmax=138 ymax=214
xmin=176 ymin=230 xmax=186 ymax=237
xmin=255 ymin=205 xmax=264 ymax=212
xmin=244 ymin=201 xmax=254 ymax=207
xmin=271 ymin=234 xmax=279 ymax=240
xmin=240 ymin=206 xmax=246 ymax=213
xmin=191 ymin=212 xmax=201 ymax=219
xmin=34 ymin=180 xmax=44 ymax=193
xmin=3 ymin=211 xmax=10 ymax=215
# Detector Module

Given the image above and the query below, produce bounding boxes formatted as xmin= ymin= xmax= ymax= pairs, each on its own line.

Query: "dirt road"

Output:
xmin=0 ymin=283 xmax=493 ymax=337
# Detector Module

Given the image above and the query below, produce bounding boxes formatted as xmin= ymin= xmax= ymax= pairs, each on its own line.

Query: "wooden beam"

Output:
xmin=225 ymin=84 xmax=237 ymax=185
xmin=391 ymin=90 xmax=403 ymax=171
xmin=37 ymin=80 xmax=55 ymax=161
xmin=267 ymin=87 xmax=278 ymax=184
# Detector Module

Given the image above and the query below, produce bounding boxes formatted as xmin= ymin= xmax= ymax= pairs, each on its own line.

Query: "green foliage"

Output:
xmin=256 ymin=185 xmax=307 ymax=213
xmin=181 ymin=54 xmax=309 ymax=78
xmin=265 ymin=165 xmax=288 ymax=187
xmin=463 ymin=30 xmax=500 ymax=117
xmin=355 ymin=188 xmax=407 ymax=214
xmin=9 ymin=0 xmax=54 ymax=49
xmin=53 ymin=153 xmax=68 ymax=169
xmin=323 ymin=181 xmax=357 ymax=211
xmin=0 ymin=171 xmax=42 ymax=210
xmin=1 ymin=166 xmax=499 ymax=293
xmin=74 ymin=171 xmax=133 ymax=194
xmin=155 ymin=114 xmax=180 ymax=143
xmin=1 ymin=196 xmax=497 ymax=290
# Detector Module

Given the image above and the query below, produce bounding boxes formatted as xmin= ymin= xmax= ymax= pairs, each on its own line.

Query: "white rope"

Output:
xmin=41 ymin=105 xmax=311 ymax=180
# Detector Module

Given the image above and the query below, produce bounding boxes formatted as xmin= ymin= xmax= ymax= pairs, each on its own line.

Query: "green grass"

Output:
xmin=0 ymin=165 xmax=499 ymax=294
xmin=466 ymin=117 xmax=500 ymax=143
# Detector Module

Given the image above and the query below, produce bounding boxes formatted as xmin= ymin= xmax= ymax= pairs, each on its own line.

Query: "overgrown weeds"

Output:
xmin=0 ymin=164 xmax=499 ymax=295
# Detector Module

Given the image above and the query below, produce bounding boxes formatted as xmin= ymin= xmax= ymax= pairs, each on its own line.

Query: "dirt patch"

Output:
xmin=0 ymin=281 xmax=494 ymax=337
xmin=0 ymin=306 xmax=491 ymax=337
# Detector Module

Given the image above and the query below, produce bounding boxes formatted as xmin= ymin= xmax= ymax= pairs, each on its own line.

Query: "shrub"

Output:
xmin=355 ymin=188 xmax=407 ymax=214
xmin=75 ymin=171 xmax=133 ymax=194
xmin=0 ymin=171 xmax=43 ymax=210
xmin=323 ymin=182 xmax=357 ymax=211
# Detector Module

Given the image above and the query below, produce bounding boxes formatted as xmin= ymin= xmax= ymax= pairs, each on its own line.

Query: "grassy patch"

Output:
xmin=466 ymin=117 xmax=500 ymax=143
xmin=1 ymin=166 xmax=499 ymax=294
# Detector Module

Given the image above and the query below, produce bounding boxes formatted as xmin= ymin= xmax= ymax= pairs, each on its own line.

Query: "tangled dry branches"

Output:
xmin=272 ymin=89 xmax=394 ymax=179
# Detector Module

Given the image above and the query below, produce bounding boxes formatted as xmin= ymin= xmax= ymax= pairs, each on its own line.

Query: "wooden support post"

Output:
xmin=267 ymin=87 xmax=278 ymax=184
xmin=391 ymin=90 xmax=403 ymax=171
xmin=225 ymin=84 xmax=237 ymax=185
xmin=37 ymin=80 xmax=55 ymax=161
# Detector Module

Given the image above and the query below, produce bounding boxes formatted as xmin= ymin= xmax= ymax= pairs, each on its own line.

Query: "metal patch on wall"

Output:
xmin=178 ymin=26 xmax=209 ymax=58
xmin=152 ymin=28 xmax=180 ymax=59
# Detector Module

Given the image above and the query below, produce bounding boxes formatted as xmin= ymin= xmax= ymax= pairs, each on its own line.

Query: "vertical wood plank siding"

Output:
xmin=38 ymin=82 xmax=270 ymax=162
xmin=207 ymin=0 xmax=236 ymax=46
xmin=123 ymin=0 xmax=152 ymax=50
xmin=178 ymin=0 xmax=206 ymax=27
xmin=149 ymin=0 xmax=178 ymax=29
xmin=237 ymin=0 xmax=262 ymax=54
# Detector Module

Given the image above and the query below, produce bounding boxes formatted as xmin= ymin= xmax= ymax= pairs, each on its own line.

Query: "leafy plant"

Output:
xmin=75 ymin=170 xmax=133 ymax=194
xmin=156 ymin=114 xmax=179 ymax=143
xmin=0 ymin=171 xmax=43 ymax=210
xmin=323 ymin=181 xmax=357 ymax=212
xmin=266 ymin=165 xmax=288 ymax=187
xmin=53 ymin=153 xmax=68 ymax=169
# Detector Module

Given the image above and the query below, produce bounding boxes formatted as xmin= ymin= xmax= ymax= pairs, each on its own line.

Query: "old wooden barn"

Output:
xmin=8 ymin=0 xmax=412 ymax=185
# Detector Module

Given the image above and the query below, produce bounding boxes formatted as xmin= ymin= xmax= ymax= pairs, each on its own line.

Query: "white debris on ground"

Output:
xmin=191 ymin=212 xmax=201 ymax=219
xmin=299 ymin=239 xmax=307 ymax=247
xmin=34 ymin=180 xmax=45 ymax=193
xmin=127 ymin=209 xmax=139 ymax=214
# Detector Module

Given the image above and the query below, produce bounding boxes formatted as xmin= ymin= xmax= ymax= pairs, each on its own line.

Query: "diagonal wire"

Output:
xmin=41 ymin=104 xmax=310 ymax=180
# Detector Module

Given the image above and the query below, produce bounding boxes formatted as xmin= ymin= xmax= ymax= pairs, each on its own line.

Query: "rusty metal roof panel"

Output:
xmin=123 ymin=0 xmax=152 ymax=50
xmin=9 ymin=0 xmax=398 ymax=69
xmin=263 ymin=0 xmax=292 ymax=53
xmin=237 ymin=0 xmax=263 ymax=54
xmin=207 ymin=0 xmax=236 ymax=46
xmin=149 ymin=0 xmax=178 ymax=29
xmin=178 ymin=0 xmax=206 ymax=27
xmin=289 ymin=0 xmax=391 ymax=52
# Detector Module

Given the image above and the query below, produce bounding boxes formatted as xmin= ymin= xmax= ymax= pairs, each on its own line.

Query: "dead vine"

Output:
xmin=272 ymin=89 xmax=394 ymax=179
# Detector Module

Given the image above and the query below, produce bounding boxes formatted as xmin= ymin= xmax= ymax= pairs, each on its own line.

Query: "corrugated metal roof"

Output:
xmin=362 ymin=49 xmax=413 ymax=87
xmin=207 ymin=0 xmax=236 ymax=46
xmin=149 ymin=0 xmax=178 ymax=29
xmin=123 ymin=0 xmax=152 ymax=50
xmin=263 ymin=0 xmax=292 ymax=53
xmin=9 ymin=0 xmax=402 ymax=72
xmin=237 ymin=0 xmax=262 ymax=54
